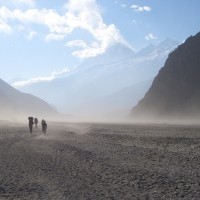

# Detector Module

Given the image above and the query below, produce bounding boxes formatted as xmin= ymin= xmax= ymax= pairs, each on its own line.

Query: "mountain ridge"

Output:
xmin=0 ymin=78 xmax=60 ymax=121
xmin=131 ymin=32 xmax=200 ymax=122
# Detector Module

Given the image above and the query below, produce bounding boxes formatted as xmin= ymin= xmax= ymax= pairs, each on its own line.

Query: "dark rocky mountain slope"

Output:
xmin=131 ymin=32 xmax=200 ymax=122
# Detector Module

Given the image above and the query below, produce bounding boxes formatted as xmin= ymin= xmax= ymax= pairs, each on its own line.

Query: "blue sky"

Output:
xmin=0 ymin=0 xmax=199 ymax=84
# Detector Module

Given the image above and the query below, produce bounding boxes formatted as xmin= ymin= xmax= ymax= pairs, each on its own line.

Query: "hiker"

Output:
xmin=28 ymin=116 xmax=34 ymax=134
xmin=34 ymin=118 xmax=38 ymax=128
xmin=41 ymin=119 xmax=47 ymax=134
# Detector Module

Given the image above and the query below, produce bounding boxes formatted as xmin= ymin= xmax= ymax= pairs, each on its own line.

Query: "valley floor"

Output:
xmin=0 ymin=122 xmax=200 ymax=199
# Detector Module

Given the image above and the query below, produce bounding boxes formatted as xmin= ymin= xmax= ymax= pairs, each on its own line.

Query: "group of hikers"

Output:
xmin=28 ymin=117 xmax=47 ymax=134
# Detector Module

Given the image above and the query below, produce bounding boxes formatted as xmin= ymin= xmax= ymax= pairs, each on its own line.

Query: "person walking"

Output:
xmin=34 ymin=118 xmax=38 ymax=128
xmin=41 ymin=119 xmax=47 ymax=134
xmin=28 ymin=116 xmax=34 ymax=134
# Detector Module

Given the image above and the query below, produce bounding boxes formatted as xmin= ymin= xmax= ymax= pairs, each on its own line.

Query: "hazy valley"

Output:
xmin=0 ymin=1 xmax=200 ymax=199
xmin=13 ymin=39 xmax=179 ymax=121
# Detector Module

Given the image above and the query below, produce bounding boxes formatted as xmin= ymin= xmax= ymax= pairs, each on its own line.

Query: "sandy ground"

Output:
xmin=1 ymin=122 xmax=200 ymax=199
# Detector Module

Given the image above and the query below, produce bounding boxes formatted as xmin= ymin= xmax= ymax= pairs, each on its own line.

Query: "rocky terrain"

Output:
xmin=1 ymin=122 xmax=200 ymax=199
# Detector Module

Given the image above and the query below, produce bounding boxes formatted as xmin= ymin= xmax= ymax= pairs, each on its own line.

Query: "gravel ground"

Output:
xmin=0 ymin=122 xmax=200 ymax=199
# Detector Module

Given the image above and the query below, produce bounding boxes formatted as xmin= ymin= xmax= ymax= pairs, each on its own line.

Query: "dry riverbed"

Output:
xmin=0 ymin=122 xmax=200 ymax=199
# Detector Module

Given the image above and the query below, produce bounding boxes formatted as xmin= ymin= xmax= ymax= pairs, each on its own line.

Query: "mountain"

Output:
xmin=131 ymin=32 xmax=200 ymax=122
xmin=15 ymin=40 xmax=179 ymax=120
xmin=0 ymin=79 xmax=59 ymax=121
xmin=136 ymin=39 xmax=179 ymax=58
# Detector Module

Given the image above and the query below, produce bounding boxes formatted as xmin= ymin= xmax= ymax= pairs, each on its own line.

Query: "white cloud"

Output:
xmin=63 ymin=0 xmax=126 ymax=58
xmin=69 ymin=23 xmax=126 ymax=58
xmin=0 ymin=0 xmax=128 ymax=58
xmin=13 ymin=76 xmax=55 ymax=87
xmin=145 ymin=33 xmax=158 ymax=41
xmin=66 ymin=40 xmax=87 ymax=48
xmin=0 ymin=7 xmax=72 ymax=34
xmin=130 ymin=5 xmax=151 ymax=12
xmin=66 ymin=40 xmax=107 ymax=58
xmin=12 ymin=68 xmax=71 ymax=87
xmin=0 ymin=18 xmax=12 ymax=33
xmin=71 ymin=42 xmax=105 ymax=58
xmin=45 ymin=33 xmax=65 ymax=42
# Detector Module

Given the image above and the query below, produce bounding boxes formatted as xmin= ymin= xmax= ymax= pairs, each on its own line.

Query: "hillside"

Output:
xmin=0 ymin=78 xmax=59 ymax=121
xmin=131 ymin=32 xmax=200 ymax=122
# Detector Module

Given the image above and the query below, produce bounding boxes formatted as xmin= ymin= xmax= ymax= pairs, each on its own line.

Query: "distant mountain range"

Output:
xmin=15 ymin=39 xmax=179 ymax=120
xmin=131 ymin=32 xmax=200 ymax=122
xmin=0 ymin=79 xmax=59 ymax=121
